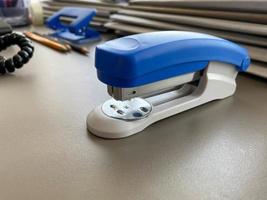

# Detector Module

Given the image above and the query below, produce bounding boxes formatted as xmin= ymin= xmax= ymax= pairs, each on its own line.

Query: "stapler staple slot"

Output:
xmin=108 ymin=71 xmax=201 ymax=101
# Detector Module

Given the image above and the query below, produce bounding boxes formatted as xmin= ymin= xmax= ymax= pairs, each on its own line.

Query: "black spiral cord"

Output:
xmin=0 ymin=32 xmax=34 ymax=75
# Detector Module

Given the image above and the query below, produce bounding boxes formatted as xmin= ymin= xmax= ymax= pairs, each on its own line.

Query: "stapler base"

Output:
xmin=87 ymin=62 xmax=238 ymax=139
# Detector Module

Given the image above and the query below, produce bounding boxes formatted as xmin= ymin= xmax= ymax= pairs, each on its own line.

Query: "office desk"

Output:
xmin=0 ymin=28 xmax=267 ymax=200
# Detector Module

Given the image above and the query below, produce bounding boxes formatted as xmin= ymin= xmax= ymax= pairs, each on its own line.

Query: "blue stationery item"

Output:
xmin=45 ymin=7 xmax=100 ymax=44
xmin=87 ymin=31 xmax=251 ymax=139
xmin=95 ymin=31 xmax=250 ymax=87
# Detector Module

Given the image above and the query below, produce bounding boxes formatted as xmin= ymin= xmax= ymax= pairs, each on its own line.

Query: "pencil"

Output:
xmin=24 ymin=31 xmax=70 ymax=52
xmin=32 ymin=32 xmax=90 ymax=55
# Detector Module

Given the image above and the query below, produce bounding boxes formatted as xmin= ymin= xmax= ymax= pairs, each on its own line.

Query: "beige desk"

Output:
xmin=0 ymin=28 xmax=267 ymax=200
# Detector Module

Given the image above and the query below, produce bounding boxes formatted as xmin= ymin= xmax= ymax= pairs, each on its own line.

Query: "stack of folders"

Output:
xmin=43 ymin=0 xmax=267 ymax=78
xmin=105 ymin=0 xmax=267 ymax=78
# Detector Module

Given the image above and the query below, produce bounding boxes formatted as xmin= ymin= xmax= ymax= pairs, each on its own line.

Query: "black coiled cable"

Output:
xmin=0 ymin=32 xmax=34 ymax=75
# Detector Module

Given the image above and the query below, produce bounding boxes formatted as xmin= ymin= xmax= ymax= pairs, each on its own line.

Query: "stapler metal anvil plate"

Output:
xmin=87 ymin=31 xmax=250 ymax=139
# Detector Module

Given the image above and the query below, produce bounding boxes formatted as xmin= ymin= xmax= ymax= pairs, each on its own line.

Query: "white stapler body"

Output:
xmin=87 ymin=31 xmax=250 ymax=139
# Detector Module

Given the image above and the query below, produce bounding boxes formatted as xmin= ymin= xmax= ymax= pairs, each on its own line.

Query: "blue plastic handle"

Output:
xmin=95 ymin=31 xmax=250 ymax=87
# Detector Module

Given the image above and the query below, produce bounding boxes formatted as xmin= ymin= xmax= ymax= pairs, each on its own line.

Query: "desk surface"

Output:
xmin=0 ymin=28 xmax=267 ymax=200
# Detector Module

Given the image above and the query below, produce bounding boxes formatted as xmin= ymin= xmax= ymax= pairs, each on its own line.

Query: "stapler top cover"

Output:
xmin=95 ymin=31 xmax=250 ymax=88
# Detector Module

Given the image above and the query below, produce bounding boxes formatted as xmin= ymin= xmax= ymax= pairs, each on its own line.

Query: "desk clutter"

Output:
xmin=41 ymin=0 xmax=267 ymax=79
xmin=25 ymin=7 xmax=95 ymax=55
xmin=1 ymin=0 xmax=265 ymax=78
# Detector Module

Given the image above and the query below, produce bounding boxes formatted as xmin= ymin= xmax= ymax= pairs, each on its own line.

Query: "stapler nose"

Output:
xmin=87 ymin=31 xmax=250 ymax=139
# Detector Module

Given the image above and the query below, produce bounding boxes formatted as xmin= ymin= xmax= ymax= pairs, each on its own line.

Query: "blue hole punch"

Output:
xmin=45 ymin=7 xmax=101 ymax=44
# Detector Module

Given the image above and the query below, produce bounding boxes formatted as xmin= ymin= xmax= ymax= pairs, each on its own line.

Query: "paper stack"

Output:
xmin=42 ymin=0 xmax=267 ymax=78
xmin=105 ymin=0 xmax=267 ymax=78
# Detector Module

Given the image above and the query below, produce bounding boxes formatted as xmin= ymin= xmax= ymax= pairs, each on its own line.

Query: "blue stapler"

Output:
xmin=87 ymin=31 xmax=250 ymax=139
xmin=46 ymin=7 xmax=101 ymax=43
